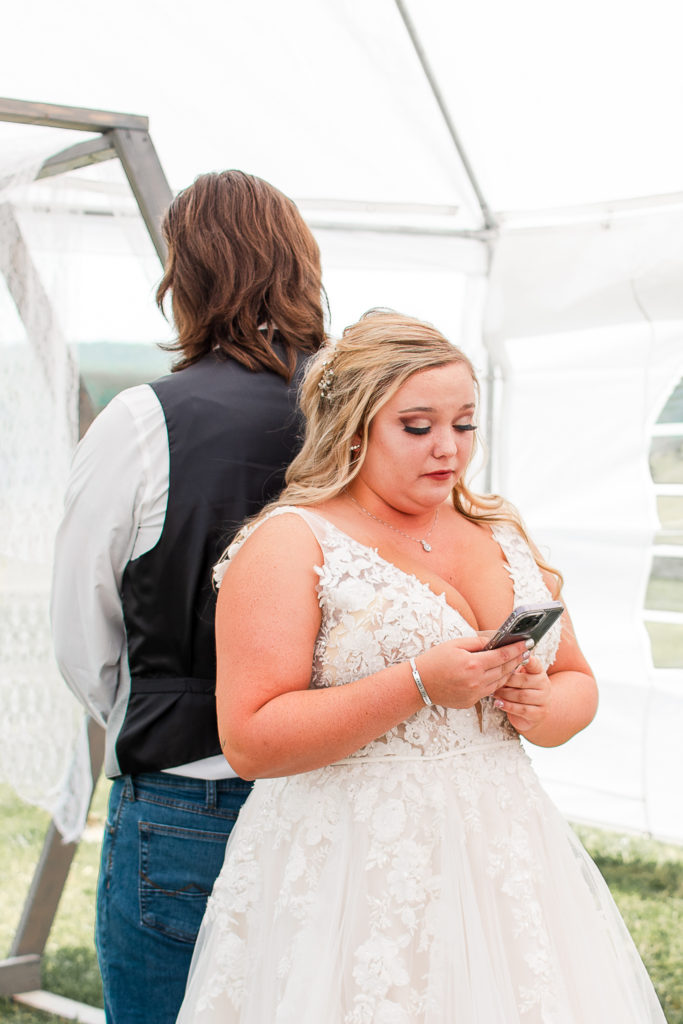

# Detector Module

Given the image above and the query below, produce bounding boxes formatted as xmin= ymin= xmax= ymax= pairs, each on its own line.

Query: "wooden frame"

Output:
xmin=0 ymin=97 xmax=172 ymax=261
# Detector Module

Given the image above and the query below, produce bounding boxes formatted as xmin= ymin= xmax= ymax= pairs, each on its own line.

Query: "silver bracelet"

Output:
xmin=409 ymin=657 xmax=434 ymax=707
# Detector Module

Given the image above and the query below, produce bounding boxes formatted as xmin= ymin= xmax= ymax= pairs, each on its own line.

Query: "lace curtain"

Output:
xmin=1 ymin=146 xmax=94 ymax=842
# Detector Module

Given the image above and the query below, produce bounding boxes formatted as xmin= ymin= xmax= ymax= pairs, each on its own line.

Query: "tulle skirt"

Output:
xmin=176 ymin=740 xmax=666 ymax=1023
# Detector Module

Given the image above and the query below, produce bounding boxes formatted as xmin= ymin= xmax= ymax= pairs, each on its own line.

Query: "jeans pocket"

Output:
xmin=138 ymin=821 xmax=230 ymax=944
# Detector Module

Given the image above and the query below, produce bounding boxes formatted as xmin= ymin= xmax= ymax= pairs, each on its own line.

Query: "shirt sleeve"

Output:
xmin=50 ymin=387 xmax=165 ymax=725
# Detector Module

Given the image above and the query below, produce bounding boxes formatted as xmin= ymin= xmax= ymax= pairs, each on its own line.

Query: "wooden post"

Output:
xmin=0 ymin=719 xmax=104 ymax=995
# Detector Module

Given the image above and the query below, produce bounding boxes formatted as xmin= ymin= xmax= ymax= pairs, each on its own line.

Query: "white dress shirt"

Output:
xmin=51 ymin=383 xmax=235 ymax=779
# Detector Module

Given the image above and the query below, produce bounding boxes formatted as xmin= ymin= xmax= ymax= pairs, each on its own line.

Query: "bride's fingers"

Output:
xmin=517 ymin=654 xmax=543 ymax=675
xmin=495 ymin=686 xmax=545 ymax=706
xmin=496 ymin=704 xmax=538 ymax=729
xmin=482 ymin=660 xmax=528 ymax=691
xmin=481 ymin=669 xmax=527 ymax=701
xmin=480 ymin=641 xmax=530 ymax=678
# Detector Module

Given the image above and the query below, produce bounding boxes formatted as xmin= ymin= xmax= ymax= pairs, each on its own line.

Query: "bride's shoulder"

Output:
xmin=214 ymin=506 xmax=323 ymax=588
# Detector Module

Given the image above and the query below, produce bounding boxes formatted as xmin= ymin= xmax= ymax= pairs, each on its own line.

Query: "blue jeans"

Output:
xmin=96 ymin=772 xmax=252 ymax=1024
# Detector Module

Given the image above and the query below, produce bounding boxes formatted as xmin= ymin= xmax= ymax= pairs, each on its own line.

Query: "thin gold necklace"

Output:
xmin=348 ymin=493 xmax=439 ymax=552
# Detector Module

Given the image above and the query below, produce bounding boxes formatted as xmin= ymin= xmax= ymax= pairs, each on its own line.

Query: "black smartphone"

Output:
xmin=482 ymin=601 xmax=564 ymax=650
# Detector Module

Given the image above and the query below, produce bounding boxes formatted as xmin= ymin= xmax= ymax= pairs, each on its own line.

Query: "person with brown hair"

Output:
xmin=51 ymin=169 xmax=326 ymax=1024
xmin=176 ymin=310 xmax=666 ymax=1023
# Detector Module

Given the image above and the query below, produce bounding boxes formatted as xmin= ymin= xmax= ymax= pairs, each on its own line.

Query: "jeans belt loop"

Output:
xmin=206 ymin=779 xmax=217 ymax=809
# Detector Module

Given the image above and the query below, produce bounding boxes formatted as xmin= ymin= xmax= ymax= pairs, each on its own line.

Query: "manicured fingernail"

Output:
xmin=494 ymin=699 xmax=504 ymax=708
xmin=522 ymin=652 xmax=530 ymax=664
xmin=525 ymin=638 xmax=535 ymax=649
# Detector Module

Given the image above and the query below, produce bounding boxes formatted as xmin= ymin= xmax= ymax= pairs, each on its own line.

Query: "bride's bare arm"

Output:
xmin=216 ymin=514 xmax=530 ymax=780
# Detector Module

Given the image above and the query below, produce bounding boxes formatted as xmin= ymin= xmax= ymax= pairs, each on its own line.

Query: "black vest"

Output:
xmin=116 ymin=348 xmax=304 ymax=774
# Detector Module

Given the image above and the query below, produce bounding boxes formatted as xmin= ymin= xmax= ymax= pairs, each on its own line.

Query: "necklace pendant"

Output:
xmin=347 ymin=492 xmax=438 ymax=553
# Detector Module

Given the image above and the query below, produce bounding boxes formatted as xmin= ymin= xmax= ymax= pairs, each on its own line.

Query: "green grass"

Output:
xmin=645 ymin=621 xmax=683 ymax=668
xmin=650 ymin=436 xmax=683 ymax=484
xmin=1 ymin=785 xmax=681 ymax=1022
xmin=646 ymin=578 xmax=683 ymax=613
xmin=0 ymin=777 xmax=109 ymax=1023
xmin=656 ymin=496 xmax=683 ymax=533
xmin=573 ymin=825 xmax=683 ymax=1021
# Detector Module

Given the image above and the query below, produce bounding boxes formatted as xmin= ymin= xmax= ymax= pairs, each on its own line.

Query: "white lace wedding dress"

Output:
xmin=177 ymin=507 xmax=666 ymax=1024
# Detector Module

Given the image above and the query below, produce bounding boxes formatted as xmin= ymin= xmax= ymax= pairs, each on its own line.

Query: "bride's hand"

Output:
xmin=417 ymin=636 xmax=530 ymax=710
xmin=492 ymin=655 xmax=552 ymax=732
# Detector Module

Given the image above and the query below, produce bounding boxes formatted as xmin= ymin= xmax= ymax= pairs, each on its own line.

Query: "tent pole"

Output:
xmin=392 ymin=0 xmax=497 ymax=232
xmin=483 ymin=350 xmax=497 ymax=493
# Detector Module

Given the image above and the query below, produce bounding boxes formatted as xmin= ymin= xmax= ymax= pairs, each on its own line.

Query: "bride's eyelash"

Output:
xmin=403 ymin=424 xmax=477 ymax=436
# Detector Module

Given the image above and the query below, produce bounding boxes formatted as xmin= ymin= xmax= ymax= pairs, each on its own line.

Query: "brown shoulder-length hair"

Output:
xmin=156 ymin=170 xmax=326 ymax=378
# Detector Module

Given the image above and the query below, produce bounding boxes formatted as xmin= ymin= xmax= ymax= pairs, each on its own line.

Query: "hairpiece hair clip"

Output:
xmin=318 ymin=360 xmax=335 ymax=401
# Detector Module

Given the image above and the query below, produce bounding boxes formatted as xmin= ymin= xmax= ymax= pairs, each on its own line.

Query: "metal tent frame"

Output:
xmin=0 ymin=97 xmax=172 ymax=1017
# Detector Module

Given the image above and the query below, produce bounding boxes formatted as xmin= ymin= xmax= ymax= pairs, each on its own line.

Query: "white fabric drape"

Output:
xmin=0 ymin=148 xmax=168 ymax=840
xmin=0 ymin=146 xmax=88 ymax=841
xmin=484 ymin=202 xmax=683 ymax=841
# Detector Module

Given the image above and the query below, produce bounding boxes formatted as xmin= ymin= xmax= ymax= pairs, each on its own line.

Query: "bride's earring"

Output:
xmin=350 ymin=444 xmax=361 ymax=452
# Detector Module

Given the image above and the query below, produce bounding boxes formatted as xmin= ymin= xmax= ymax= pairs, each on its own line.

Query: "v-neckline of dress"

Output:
xmin=297 ymin=507 xmax=517 ymax=638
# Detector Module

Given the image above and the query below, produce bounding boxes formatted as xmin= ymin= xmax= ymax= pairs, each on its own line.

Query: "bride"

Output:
xmin=177 ymin=311 xmax=666 ymax=1023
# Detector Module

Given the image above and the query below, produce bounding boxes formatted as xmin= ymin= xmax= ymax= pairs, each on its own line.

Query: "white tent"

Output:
xmin=1 ymin=0 xmax=682 ymax=844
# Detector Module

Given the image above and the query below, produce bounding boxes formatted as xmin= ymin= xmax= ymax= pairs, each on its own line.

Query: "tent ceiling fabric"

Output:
xmin=486 ymin=198 xmax=683 ymax=343
xmin=3 ymin=0 xmax=683 ymax=214
xmin=2 ymin=2 xmax=683 ymax=842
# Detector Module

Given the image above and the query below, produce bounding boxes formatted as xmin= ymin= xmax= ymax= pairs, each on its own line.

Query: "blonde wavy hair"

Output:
xmin=225 ymin=310 xmax=562 ymax=593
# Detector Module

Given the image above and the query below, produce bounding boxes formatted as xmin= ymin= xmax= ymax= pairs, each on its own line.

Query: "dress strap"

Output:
xmin=276 ymin=506 xmax=337 ymax=546
xmin=491 ymin=523 xmax=549 ymax=604
xmin=490 ymin=522 xmax=562 ymax=667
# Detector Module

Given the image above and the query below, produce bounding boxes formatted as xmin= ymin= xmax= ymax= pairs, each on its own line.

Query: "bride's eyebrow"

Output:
xmin=398 ymin=402 xmax=475 ymax=414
